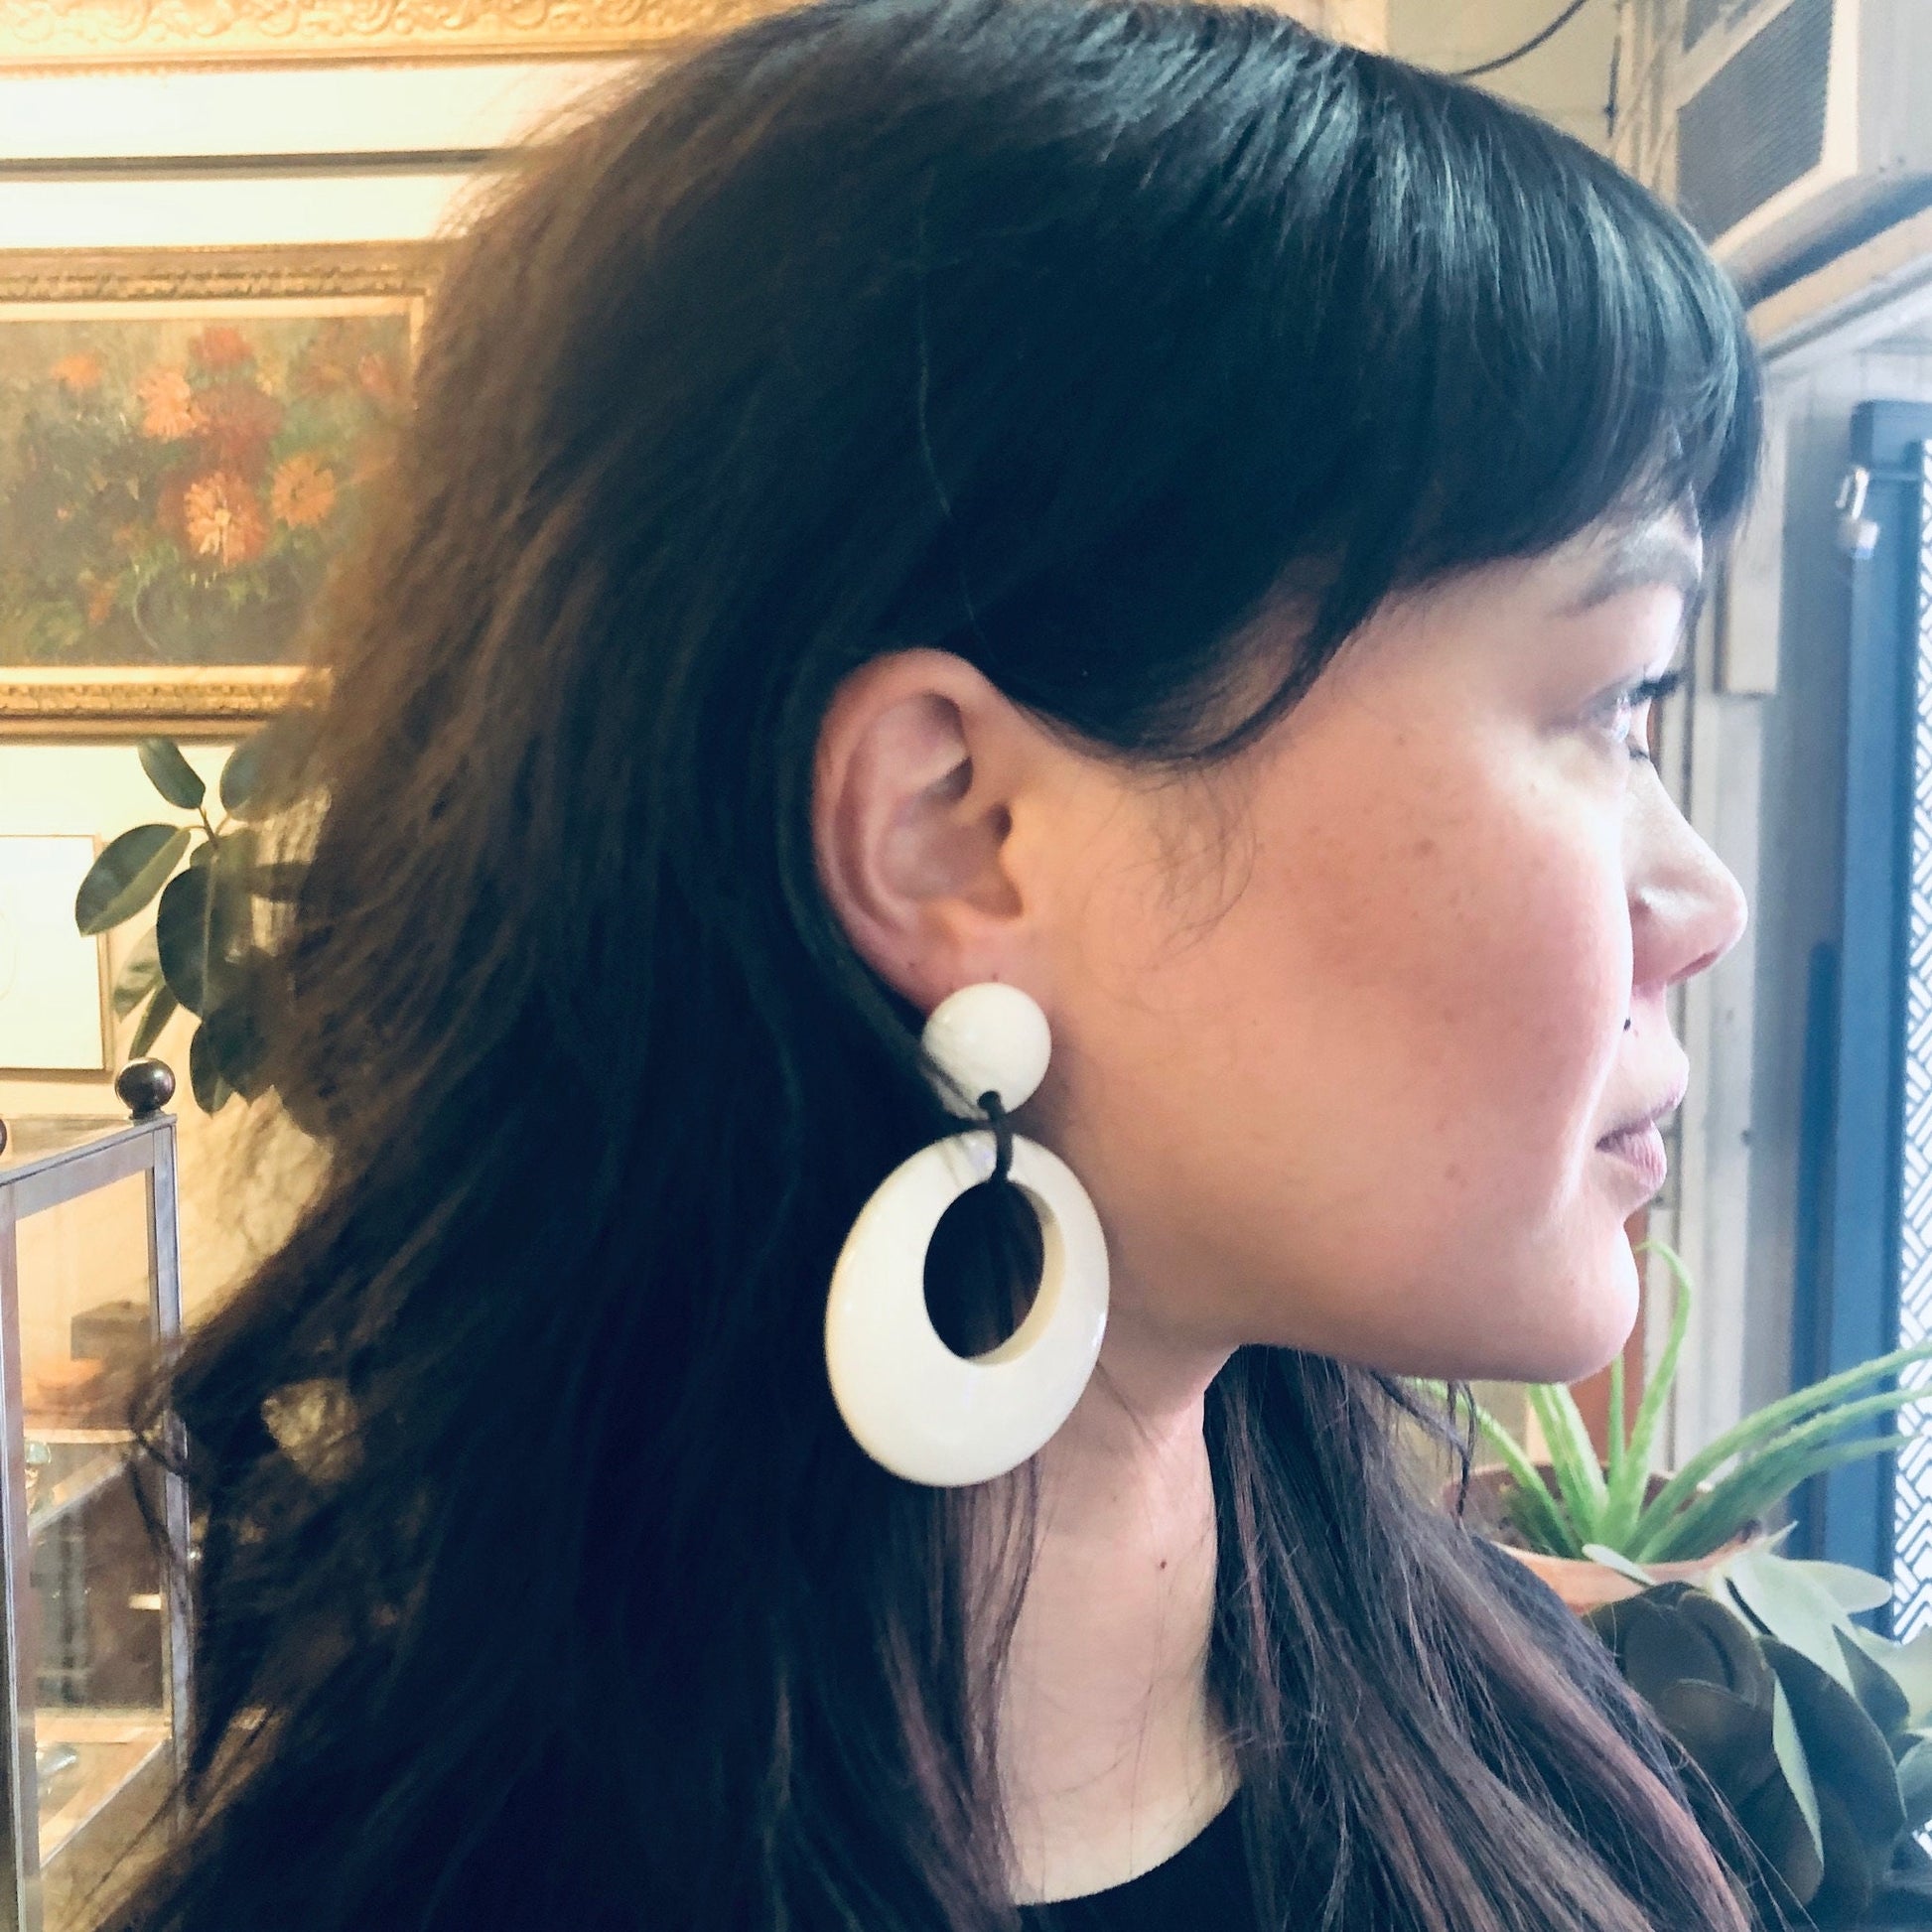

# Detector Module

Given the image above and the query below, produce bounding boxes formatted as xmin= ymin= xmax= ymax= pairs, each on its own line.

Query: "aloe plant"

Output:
xmin=74 ymin=719 xmax=312 ymax=1114
xmin=1431 ymin=1242 xmax=1932 ymax=1564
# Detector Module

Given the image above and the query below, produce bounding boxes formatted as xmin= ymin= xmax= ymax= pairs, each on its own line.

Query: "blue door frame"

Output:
xmin=1793 ymin=400 xmax=1932 ymax=1601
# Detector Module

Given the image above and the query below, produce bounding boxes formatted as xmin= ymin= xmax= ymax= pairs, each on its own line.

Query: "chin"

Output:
xmin=1421 ymin=1236 xmax=1640 ymax=1386
xmin=1519 ymin=1252 xmax=1642 ymax=1384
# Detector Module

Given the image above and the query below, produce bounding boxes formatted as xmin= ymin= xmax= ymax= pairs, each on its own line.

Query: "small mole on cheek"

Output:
xmin=1413 ymin=836 xmax=1439 ymax=861
xmin=1158 ymin=1560 xmax=1169 ymax=1571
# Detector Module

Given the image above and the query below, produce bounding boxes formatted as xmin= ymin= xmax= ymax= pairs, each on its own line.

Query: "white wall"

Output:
xmin=1388 ymin=0 xmax=1619 ymax=150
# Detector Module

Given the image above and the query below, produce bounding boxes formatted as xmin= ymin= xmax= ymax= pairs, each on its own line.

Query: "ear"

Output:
xmin=812 ymin=649 xmax=1045 ymax=1015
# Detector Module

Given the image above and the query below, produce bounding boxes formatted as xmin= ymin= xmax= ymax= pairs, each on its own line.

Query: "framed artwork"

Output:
xmin=0 ymin=835 xmax=107 ymax=1073
xmin=0 ymin=242 xmax=443 ymax=738
xmin=0 ymin=1 xmax=780 ymax=69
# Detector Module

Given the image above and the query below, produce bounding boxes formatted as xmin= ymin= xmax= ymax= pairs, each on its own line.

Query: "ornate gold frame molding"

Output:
xmin=0 ymin=667 xmax=309 ymax=740
xmin=0 ymin=1 xmax=790 ymax=69
xmin=0 ymin=240 xmax=447 ymax=306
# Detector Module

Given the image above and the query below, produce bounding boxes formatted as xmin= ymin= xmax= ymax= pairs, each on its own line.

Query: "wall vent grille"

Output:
xmin=1677 ymin=0 xmax=1835 ymax=243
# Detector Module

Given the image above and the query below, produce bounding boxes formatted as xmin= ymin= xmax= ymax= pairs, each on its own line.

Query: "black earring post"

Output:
xmin=979 ymin=1091 xmax=1015 ymax=1185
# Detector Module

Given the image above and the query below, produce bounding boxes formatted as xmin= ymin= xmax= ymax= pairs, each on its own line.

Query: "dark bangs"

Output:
xmin=1364 ymin=64 xmax=1762 ymax=575
xmin=1232 ymin=49 xmax=1766 ymax=749
xmin=882 ymin=4 xmax=1764 ymax=759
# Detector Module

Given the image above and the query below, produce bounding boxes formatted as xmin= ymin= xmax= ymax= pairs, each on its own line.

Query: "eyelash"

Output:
xmin=1600 ymin=668 xmax=1685 ymax=761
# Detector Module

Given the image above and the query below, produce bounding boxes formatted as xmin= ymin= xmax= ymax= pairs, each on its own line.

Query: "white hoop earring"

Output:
xmin=824 ymin=983 xmax=1110 ymax=1487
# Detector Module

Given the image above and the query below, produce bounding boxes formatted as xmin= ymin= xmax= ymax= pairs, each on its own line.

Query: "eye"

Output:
xmin=1594 ymin=668 xmax=1684 ymax=762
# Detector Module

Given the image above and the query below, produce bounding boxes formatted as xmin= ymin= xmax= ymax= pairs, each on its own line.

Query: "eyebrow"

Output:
xmin=1561 ymin=527 xmax=1707 ymax=619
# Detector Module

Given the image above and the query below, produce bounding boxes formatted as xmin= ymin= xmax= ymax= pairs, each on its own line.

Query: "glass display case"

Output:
xmin=0 ymin=1065 xmax=188 ymax=1932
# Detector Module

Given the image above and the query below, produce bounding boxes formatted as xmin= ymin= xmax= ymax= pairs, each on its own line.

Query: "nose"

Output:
xmin=1627 ymin=782 xmax=1748 ymax=996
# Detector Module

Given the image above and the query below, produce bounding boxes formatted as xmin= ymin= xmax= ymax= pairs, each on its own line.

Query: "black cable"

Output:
xmin=1448 ymin=0 xmax=1598 ymax=79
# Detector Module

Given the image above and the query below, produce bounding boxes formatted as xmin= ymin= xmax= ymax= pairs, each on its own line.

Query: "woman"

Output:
xmin=114 ymin=1 xmax=1789 ymax=1927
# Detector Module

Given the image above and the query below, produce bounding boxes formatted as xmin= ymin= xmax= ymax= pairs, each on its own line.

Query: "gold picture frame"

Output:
xmin=0 ymin=241 xmax=442 ymax=739
xmin=0 ymin=1 xmax=785 ymax=70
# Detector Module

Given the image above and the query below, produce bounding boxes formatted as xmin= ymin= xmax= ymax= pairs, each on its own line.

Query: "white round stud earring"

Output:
xmin=823 ymin=982 xmax=1110 ymax=1487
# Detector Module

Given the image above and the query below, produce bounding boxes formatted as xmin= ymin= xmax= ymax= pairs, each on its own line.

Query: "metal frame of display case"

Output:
xmin=0 ymin=1102 xmax=188 ymax=1932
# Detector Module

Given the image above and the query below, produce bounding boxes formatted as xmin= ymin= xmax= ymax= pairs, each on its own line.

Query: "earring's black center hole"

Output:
xmin=923 ymin=1174 xmax=1044 ymax=1357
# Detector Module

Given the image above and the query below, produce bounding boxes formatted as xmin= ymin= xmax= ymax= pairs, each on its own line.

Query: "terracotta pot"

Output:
xmin=1445 ymin=1463 xmax=1766 ymax=1615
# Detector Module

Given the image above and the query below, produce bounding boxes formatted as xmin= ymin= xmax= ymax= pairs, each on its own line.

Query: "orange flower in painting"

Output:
xmin=181 ymin=471 xmax=268 ymax=569
xmin=291 ymin=320 xmax=360 ymax=397
xmin=51 ymin=352 xmax=103 ymax=393
xmin=200 ymin=381 xmax=284 ymax=480
xmin=270 ymin=453 xmax=337 ymax=529
xmin=136 ymin=367 xmax=203 ymax=441
xmin=189 ymin=325 xmax=255 ymax=372
xmin=82 ymin=577 xmax=116 ymax=627
xmin=355 ymin=351 xmax=403 ymax=408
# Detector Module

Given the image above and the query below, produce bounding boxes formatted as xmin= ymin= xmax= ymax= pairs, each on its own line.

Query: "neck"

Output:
xmin=995 ymin=1310 xmax=1238 ymax=1904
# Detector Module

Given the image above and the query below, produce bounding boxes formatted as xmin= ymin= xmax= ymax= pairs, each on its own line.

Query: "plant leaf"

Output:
xmin=219 ymin=710 xmax=317 ymax=819
xmin=198 ymin=968 xmax=273 ymax=1104
xmin=188 ymin=1021 xmax=232 ymax=1114
xmin=128 ymin=984 xmax=178 ymax=1059
xmin=1763 ymin=1636 xmax=1907 ymax=1901
xmin=1770 ymin=1675 xmax=1826 ymax=1874
xmin=1720 ymin=1548 xmax=1862 ymax=1692
xmin=155 ymin=868 xmax=212 ymax=1016
xmin=1581 ymin=1543 xmax=1658 ymax=1587
xmin=1606 ymin=1345 xmax=1626 ymax=1495
xmin=111 ymin=926 xmax=161 ymax=1019
xmin=155 ymin=842 xmax=255 ymax=1018
xmin=1621 ymin=1240 xmax=1695 ymax=1511
xmin=1644 ymin=1433 xmax=1916 ymax=1564
xmin=136 ymin=737 xmax=205 ymax=810
xmin=1838 ymin=1625 xmax=1911 ymax=1737
xmin=1468 ymin=1396 xmax=1582 ymax=1556
xmin=1899 ymin=1739 xmax=1932 ymax=1834
xmin=1640 ymin=1338 xmax=1932 ymax=1536
xmin=1588 ymin=1582 xmax=1771 ymax=1702
xmin=1790 ymin=1560 xmax=1895 ymax=1615
xmin=1530 ymin=1382 xmax=1609 ymax=1542
xmin=73 ymin=825 xmax=191 ymax=935
xmin=1635 ymin=1397 xmax=1930 ymax=1561
xmin=1852 ymin=1626 xmax=1932 ymax=1727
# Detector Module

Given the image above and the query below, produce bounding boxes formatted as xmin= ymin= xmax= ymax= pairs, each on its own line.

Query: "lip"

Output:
xmin=1595 ymin=1074 xmax=1689 ymax=1147
xmin=1597 ymin=1120 xmax=1669 ymax=1192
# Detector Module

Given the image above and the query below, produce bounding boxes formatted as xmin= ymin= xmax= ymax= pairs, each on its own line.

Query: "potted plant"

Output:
xmin=1437 ymin=1244 xmax=1932 ymax=1613
xmin=1587 ymin=1537 xmax=1932 ymax=1925
xmin=72 ymin=723 xmax=312 ymax=1115
xmin=1429 ymin=1244 xmax=1932 ymax=1925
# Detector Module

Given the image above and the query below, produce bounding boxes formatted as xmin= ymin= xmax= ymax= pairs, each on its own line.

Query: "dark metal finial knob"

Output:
xmin=116 ymin=1059 xmax=176 ymax=1121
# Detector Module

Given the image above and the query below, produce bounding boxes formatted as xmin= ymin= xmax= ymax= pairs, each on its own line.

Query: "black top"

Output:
xmin=1015 ymin=1536 xmax=1780 ymax=1932
xmin=1016 ymin=1790 xmax=1256 ymax=1932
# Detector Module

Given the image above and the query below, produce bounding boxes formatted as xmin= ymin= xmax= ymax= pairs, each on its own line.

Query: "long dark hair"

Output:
xmin=110 ymin=4 xmax=1776 ymax=1928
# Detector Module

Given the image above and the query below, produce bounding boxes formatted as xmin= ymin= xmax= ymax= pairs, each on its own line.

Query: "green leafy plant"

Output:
xmin=74 ymin=721 xmax=312 ymax=1113
xmin=1588 ymin=1544 xmax=1932 ymax=1925
xmin=1436 ymin=1243 xmax=1932 ymax=1564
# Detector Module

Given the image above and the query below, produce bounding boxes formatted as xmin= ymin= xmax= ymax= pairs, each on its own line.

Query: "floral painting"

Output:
xmin=0 ymin=310 xmax=407 ymax=672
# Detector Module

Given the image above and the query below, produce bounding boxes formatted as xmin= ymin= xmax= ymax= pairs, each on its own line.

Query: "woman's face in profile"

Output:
xmin=1013 ymin=515 xmax=1746 ymax=1387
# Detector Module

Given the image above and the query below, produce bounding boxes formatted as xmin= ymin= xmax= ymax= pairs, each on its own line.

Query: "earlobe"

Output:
xmin=811 ymin=652 xmax=1034 ymax=1011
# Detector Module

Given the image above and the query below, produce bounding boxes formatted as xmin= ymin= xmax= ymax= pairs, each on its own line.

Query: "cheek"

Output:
xmin=1052 ymin=735 xmax=1637 ymax=1372
xmin=1250 ymin=745 xmax=1629 ymax=1178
